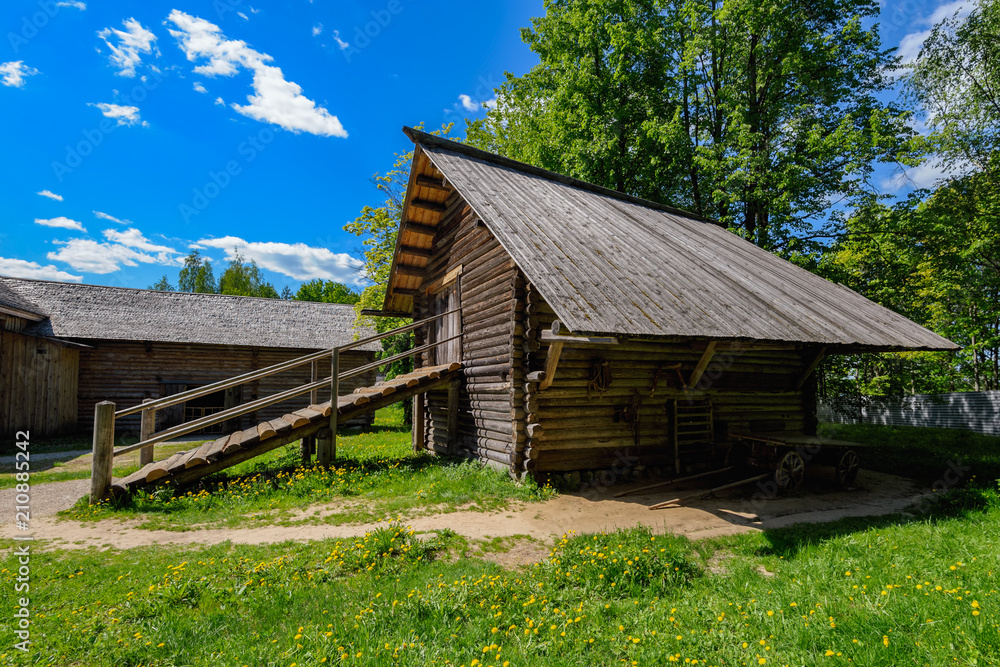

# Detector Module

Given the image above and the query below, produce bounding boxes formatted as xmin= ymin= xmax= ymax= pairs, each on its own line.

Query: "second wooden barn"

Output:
xmin=375 ymin=127 xmax=957 ymax=481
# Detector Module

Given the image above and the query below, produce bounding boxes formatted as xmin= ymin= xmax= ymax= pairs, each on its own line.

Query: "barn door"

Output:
xmin=429 ymin=278 xmax=461 ymax=365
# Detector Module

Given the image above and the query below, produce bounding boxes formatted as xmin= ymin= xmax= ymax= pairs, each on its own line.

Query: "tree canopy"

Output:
xmin=466 ymin=0 xmax=920 ymax=251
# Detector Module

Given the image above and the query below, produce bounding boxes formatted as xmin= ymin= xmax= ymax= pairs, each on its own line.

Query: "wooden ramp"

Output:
xmin=111 ymin=363 xmax=462 ymax=496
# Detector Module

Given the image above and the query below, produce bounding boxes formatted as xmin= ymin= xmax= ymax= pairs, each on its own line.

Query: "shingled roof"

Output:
xmin=0 ymin=280 xmax=46 ymax=320
xmin=0 ymin=277 xmax=379 ymax=351
xmin=389 ymin=127 xmax=955 ymax=352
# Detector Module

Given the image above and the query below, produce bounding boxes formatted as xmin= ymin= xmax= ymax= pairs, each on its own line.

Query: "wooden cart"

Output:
xmin=729 ymin=432 xmax=863 ymax=493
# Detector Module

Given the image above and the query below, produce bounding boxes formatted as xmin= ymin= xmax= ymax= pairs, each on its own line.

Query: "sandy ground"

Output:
xmin=0 ymin=466 xmax=931 ymax=554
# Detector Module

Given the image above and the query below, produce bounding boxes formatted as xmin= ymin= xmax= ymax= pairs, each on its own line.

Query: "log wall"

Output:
xmin=0 ymin=330 xmax=79 ymax=439
xmin=519 ymin=281 xmax=820 ymax=475
xmin=413 ymin=194 xmax=519 ymax=468
xmin=77 ymin=342 xmax=376 ymax=434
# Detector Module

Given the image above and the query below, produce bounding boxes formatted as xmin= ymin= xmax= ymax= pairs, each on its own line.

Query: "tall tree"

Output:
xmin=177 ymin=250 xmax=217 ymax=294
xmin=467 ymin=0 xmax=919 ymax=250
xmin=295 ymin=280 xmax=361 ymax=304
xmin=148 ymin=276 xmax=175 ymax=291
xmin=217 ymin=252 xmax=279 ymax=298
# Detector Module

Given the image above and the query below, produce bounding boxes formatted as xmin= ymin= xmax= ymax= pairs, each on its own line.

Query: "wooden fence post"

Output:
xmin=446 ymin=378 xmax=460 ymax=455
xmin=412 ymin=393 xmax=425 ymax=452
xmin=302 ymin=359 xmax=320 ymax=464
xmin=90 ymin=401 xmax=115 ymax=504
xmin=139 ymin=399 xmax=155 ymax=466
xmin=318 ymin=348 xmax=339 ymax=467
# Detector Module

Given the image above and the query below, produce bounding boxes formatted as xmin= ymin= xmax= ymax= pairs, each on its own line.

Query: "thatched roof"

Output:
xmin=386 ymin=128 xmax=955 ymax=352
xmin=0 ymin=277 xmax=379 ymax=351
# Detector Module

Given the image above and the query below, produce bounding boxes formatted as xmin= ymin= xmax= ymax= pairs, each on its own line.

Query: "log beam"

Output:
xmin=539 ymin=341 xmax=564 ymax=391
xmin=688 ymin=341 xmax=718 ymax=389
xmin=795 ymin=347 xmax=827 ymax=390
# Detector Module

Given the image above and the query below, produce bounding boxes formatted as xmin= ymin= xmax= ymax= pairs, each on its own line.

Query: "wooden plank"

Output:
xmin=410 ymin=198 xmax=447 ymax=214
xmin=283 ymin=412 xmax=311 ymax=429
xmin=649 ymin=474 xmax=769 ymax=510
xmin=183 ymin=438 xmax=218 ymax=468
xmin=399 ymin=245 xmax=434 ymax=259
xmin=688 ymin=341 xmax=718 ymax=389
xmin=539 ymin=341 xmax=563 ymax=391
xmin=268 ymin=417 xmax=293 ymax=435
xmin=401 ymin=222 xmax=438 ymax=237
xmin=295 ymin=407 xmax=325 ymax=422
xmin=446 ymin=378 xmax=460 ymax=455
xmin=258 ymin=421 xmax=277 ymax=441
xmin=416 ymin=174 xmax=450 ymax=191
xmin=222 ymin=429 xmax=244 ymax=454
xmin=308 ymin=402 xmax=333 ymax=418
xmin=796 ymin=347 xmax=827 ymax=389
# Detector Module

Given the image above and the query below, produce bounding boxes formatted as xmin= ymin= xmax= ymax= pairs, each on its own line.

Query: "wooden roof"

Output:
xmin=0 ymin=277 xmax=379 ymax=351
xmin=385 ymin=127 xmax=956 ymax=352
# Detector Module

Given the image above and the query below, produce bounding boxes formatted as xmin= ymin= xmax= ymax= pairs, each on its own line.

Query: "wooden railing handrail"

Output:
xmin=113 ymin=331 xmax=465 ymax=458
xmin=113 ymin=308 xmax=460 ymax=418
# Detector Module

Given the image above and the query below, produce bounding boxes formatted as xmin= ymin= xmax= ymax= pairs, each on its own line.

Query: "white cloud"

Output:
xmin=881 ymin=159 xmax=972 ymax=192
xmin=89 ymin=102 xmax=148 ymax=127
xmin=0 ymin=61 xmax=39 ymax=88
xmin=312 ymin=23 xmax=323 ymax=36
xmin=167 ymin=10 xmax=348 ymax=138
xmin=196 ymin=236 xmax=364 ymax=283
xmin=37 ymin=190 xmax=64 ymax=201
xmin=238 ymin=11 xmax=249 ymax=21
xmin=332 ymin=30 xmax=349 ymax=50
xmin=94 ymin=210 xmax=130 ymax=224
xmin=47 ymin=231 xmax=182 ymax=274
xmin=0 ymin=257 xmax=82 ymax=282
xmin=484 ymin=97 xmax=497 ymax=110
xmin=214 ymin=96 xmax=225 ymax=106
xmin=193 ymin=81 xmax=207 ymax=93
xmin=55 ymin=1 xmax=86 ymax=8
xmin=458 ymin=94 xmax=479 ymax=113
xmin=35 ymin=217 xmax=86 ymax=232
xmin=896 ymin=0 xmax=976 ymax=65
xmin=103 ymin=228 xmax=178 ymax=257
xmin=98 ymin=18 xmax=159 ymax=77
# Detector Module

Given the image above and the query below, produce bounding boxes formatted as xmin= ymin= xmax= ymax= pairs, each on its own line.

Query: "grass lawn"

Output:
xmin=3 ymin=486 xmax=999 ymax=666
xmin=63 ymin=405 xmax=555 ymax=530
xmin=819 ymin=422 xmax=1000 ymax=484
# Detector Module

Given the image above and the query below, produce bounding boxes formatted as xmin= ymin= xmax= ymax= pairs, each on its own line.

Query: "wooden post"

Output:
xmin=446 ymin=378 xmax=460 ymax=455
xmin=316 ymin=428 xmax=333 ymax=468
xmin=139 ymin=399 xmax=155 ymax=466
xmin=317 ymin=347 xmax=339 ymax=467
xmin=412 ymin=392 xmax=425 ymax=452
xmin=90 ymin=401 xmax=115 ymax=504
xmin=302 ymin=358 xmax=320 ymax=464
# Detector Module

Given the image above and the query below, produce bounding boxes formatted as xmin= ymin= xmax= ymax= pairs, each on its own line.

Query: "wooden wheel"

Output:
xmin=773 ymin=450 xmax=805 ymax=493
xmin=835 ymin=449 xmax=860 ymax=488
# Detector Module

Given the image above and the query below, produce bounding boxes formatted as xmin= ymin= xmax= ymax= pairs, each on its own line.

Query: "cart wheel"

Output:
xmin=835 ymin=449 xmax=860 ymax=488
xmin=773 ymin=451 xmax=805 ymax=493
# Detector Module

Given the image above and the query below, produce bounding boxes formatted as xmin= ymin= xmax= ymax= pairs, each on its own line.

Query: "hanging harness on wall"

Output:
xmin=587 ymin=358 xmax=612 ymax=399
xmin=649 ymin=362 xmax=683 ymax=397
xmin=619 ymin=389 xmax=642 ymax=447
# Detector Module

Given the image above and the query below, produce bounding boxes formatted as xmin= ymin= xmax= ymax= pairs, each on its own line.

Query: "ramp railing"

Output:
xmin=89 ymin=309 xmax=460 ymax=502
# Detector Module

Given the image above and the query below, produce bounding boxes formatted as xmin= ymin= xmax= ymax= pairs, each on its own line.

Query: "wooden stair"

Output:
xmin=110 ymin=363 xmax=462 ymax=496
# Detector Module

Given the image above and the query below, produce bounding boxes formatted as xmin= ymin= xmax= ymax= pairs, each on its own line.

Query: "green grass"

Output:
xmin=64 ymin=405 xmax=556 ymax=530
xmin=5 ymin=484 xmax=1000 ymax=666
xmin=818 ymin=422 xmax=1000 ymax=483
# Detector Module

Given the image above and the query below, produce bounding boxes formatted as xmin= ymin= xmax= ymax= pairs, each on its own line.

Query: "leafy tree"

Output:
xmin=217 ymin=252 xmax=279 ymax=298
xmin=466 ymin=0 xmax=919 ymax=250
xmin=295 ymin=280 xmax=361 ymax=304
xmin=280 ymin=285 xmax=294 ymax=300
xmin=177 ymin=250 xmax=217 ymax=293
xmin=905 ymin=0 xmax=1000 ymax=174
xmin=149 ymin=276 xmax=175 ymax=291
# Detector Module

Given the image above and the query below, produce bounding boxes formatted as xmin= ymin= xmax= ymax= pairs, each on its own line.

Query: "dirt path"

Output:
xmin=0 ymin=469 xmax=931 ymax=552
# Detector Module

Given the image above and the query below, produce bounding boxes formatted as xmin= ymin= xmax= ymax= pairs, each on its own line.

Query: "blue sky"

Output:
xmin=0 ymin=0 xmax=972 ymax=292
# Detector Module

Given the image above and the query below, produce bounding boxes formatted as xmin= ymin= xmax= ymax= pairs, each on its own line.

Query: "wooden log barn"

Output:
xmin=0 ymin=277 xmax=378 ymax=441
xmin=376 ymin=127 xmax=958 ymax=481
